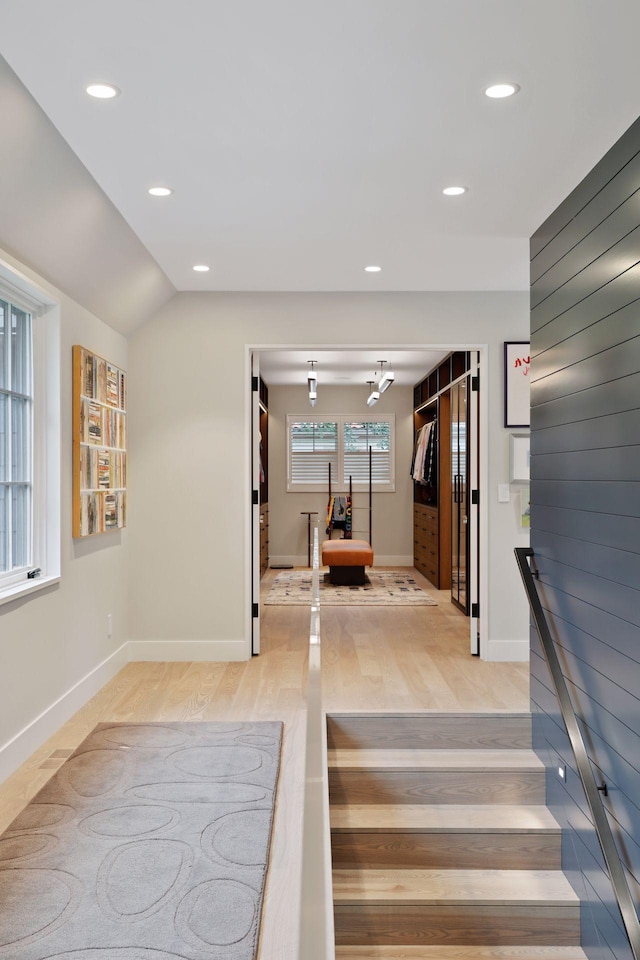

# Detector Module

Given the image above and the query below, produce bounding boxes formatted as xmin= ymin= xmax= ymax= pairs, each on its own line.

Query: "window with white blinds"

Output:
xmin=287 ymin=415 xmax=394 ymax=492
xmin=288 ymin=420 xmax=338 ymax=487
xmin=343 ymin=420 xmax=392 ymax=485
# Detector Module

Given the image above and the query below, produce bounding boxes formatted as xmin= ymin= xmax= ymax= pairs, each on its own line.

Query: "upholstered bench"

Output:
xmin=321 ymin=539 xmax=374 ymax=586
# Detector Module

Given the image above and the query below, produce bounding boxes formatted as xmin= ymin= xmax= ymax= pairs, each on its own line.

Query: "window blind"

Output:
xmin=289 ymin=420 xmax=338 ymax=485
xmin=343 ymin=421 xmax=391 ymax=484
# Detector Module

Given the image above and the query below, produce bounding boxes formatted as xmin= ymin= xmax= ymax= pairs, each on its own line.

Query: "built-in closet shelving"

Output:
xmin=413 ymin=352 xmax=470 ymax=591
xmin=259 ymin=377 xmax=269 ymax=577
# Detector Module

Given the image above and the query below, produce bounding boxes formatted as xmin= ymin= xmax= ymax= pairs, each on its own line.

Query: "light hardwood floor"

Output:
xmin=0 ymin=567 xmax=529 ymax=959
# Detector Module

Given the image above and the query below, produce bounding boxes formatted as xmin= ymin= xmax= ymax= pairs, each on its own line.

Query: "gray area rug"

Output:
xmin=0 ymin=721 xmax=282 ymax=960
xmin=265 ymin=568 xmax=437 ymax=605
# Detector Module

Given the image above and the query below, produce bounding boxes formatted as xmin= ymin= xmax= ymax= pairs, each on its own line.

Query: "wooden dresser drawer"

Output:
xmin=415 ymin=502 xmax=439 ymax=588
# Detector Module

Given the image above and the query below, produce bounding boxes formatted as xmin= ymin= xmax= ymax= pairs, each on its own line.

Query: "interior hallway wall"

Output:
xmin=0 ymin=247 xmax=130 ymax=780
xmin=267 ymin=382 xmax=414 ymax=566
xmin=530 ymin=116 xmax=640 ymax=960
xmin=128 ymin=291 xmax=530 ymax=661
xmin=0 ymin=55 xmax=174 ymax=336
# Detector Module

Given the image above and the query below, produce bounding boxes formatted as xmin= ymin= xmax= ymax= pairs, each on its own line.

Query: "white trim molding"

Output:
xmin=0 ymin=642 xmax=129 ymax=783
xmin=484 ymin=639 xmax=529 ymax=662
xmin=0 ymin=574 xmax=61 ymax=607
xmin=126 ymin=640 xmax=249 ymax=662
xmin=0 ymin=638 xmax=251 ymax=784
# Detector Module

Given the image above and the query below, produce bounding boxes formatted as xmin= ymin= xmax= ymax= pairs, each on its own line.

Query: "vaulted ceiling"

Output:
xmin=3 ymin=0 xmax=640 ymax=313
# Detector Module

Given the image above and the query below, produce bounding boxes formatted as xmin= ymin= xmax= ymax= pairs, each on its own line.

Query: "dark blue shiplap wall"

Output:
xmin=530 ymin=117 xmax=640 ymax=960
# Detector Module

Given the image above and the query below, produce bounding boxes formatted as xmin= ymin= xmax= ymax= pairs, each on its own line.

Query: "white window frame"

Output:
xmin=0 ymin=297 xmax=32 ymax=585
xmin=0 ymin=260 xmax=60 ymax=605
xmin=287 ymin=413 xmax=395 ymax=493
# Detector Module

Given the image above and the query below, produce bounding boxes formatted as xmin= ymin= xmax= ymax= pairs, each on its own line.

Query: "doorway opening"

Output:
xmin=248 ymin=344 xmax=487 ymax=658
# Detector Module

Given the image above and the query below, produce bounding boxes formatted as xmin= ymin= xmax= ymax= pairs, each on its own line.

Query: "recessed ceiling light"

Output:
xmin=148 ymin=186 xmax=172 ymax=197
xmin=365 ymin=265 xmax=382 ymax=273
xmin=443 ymin=186 xmax=467 ymax=196
xmin=485 ymin=82 xmax=520 ymax=99
xmin=193 ymin=264 xmax=210 ymax=272
xmin=86 ymin=82 xmax=120 ymax=99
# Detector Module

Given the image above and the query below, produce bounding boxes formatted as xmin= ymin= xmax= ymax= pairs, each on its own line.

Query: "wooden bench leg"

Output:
xmin=328 ymin=565 xmax=366 ymax=586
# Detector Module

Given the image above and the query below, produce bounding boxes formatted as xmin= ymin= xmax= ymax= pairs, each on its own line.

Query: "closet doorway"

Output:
xmin=248 ymin=345 xmax=486 ymax=658
xmin=412 ymin=351 xmax=480 ymax=653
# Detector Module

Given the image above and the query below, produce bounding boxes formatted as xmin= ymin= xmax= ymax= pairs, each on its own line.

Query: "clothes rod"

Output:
xmin=415 ymin=396 xmax=438 ymax=413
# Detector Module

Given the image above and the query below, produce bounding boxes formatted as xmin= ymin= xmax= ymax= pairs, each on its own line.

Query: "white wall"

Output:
xmin=0 ymin=282 xmax=530 ymax=785
xmin=486 ymin=339 xmax=531 ymax=660
xmin=0 ymin=248 xmax=130 ymax=779
xmin=268 ymin=382 xmax=415 ymax=566
xmin=0 ymin=55 xmax=174 ymax=336
xmin=128 ymin=291 xmax=531 ymax=662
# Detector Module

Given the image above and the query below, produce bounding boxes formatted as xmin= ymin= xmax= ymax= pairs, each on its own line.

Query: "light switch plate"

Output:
xmin=498 ymin=483 xmax=511 ymax=503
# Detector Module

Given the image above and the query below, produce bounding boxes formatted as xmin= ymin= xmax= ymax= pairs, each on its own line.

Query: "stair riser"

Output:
xmin=329 ymin=770 xmax=545 ymax=805
xmin=327 ymin=715 xmax=532 ymax=751
xmin=331 ymin=832 xmax=561 ymax=870
xmin=335 ymin=950 xmax=589 ymax=960
xmin=333 ymin=905 xmax=580 ymax=947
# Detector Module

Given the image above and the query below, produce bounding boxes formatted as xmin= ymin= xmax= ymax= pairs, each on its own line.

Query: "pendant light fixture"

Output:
xmin=307 ymin=360 xmax=317 ymax=407
xmin=366 ymin=379 xmax=380 ymax=408
xmin=377 ymin=359 xmax=395 ymax=394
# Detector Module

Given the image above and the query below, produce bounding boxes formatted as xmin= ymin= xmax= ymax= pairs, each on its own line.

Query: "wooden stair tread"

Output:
xmin=329 ymin=749 xmax=544 ymax=771
xmin=334 ymin=948 xmax=588 ymax=959
xmin=330 ymin=804 xmax=560 ymax=833
xmin=329 ymin=716 xmax=579 ymax=949
xmin=332 ymin=868 xmax=579 ymax=906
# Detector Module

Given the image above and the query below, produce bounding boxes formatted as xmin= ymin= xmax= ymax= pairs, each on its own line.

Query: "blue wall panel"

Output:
xmin=532 ymin=531 xmax=640 ymax=592
xmin=531 ymin=371 xmax=640 ymax=431
xmin=530 ymin=116 xmax=640 ymax=960
xmin=532 ymin=264 xmax=640 ymax=346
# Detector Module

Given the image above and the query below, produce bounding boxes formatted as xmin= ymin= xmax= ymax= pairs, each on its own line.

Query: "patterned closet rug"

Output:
xmin=0 ymin=721 xmax=282 ymax=960
xmin=264 ymin=569 xmax=437 ymax=605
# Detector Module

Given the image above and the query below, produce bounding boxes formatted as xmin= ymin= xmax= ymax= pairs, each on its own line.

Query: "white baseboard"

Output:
xmin=269 ymin=556 xmax=301 ymax=568
xmin=127 ymin=639 xmax=249 ymax=662
xmin=485 ymin=639 xmax=530 ymax=662
xmin=0 ymin=637 xmax=251 ymax=784
xmin=0 ymin=641 xmax=129 ymax=783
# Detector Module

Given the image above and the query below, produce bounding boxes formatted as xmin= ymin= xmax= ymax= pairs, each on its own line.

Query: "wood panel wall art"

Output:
xmin=72 ymin=345 xmax=127 ymax=537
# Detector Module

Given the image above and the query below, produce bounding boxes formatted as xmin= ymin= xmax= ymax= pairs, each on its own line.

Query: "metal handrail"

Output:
xmin=515 ymin=546 xmax=640 ymax=960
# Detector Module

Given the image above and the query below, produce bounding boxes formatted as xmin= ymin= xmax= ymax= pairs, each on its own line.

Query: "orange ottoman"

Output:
xmin=321 ymin=539 xmax=374 ymax=586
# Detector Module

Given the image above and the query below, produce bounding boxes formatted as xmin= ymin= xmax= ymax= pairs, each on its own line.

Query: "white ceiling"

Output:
xmin=3 ymin=0 xmax=640 ymax=300
xmin=258 ymin=348 xmax=450 ymax=388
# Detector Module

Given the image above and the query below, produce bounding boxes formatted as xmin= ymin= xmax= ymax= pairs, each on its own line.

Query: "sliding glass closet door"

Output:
xmin=451 ymin=378 xmax=469 ymax=614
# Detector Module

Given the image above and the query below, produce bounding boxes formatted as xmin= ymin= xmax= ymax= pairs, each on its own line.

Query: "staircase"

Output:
xmin=328 ymin=713 xmax=586 ymax=960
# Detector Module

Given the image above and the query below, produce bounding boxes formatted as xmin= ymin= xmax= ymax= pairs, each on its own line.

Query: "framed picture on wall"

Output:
xmin=72 ymin=345 xmax=127 ymax=537
xmin=504 ymin=341 xmax=530 ymax=428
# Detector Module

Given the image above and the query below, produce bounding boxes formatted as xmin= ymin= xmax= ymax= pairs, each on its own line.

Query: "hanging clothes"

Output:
xmin=423 ymin=419 xmax=437 ymax=486
xmin=411 ymin=422 xmax=430 ymax=481
xmin=326 ymin=495 xmax=350 ymax=535
xmin=326 ymin=496 xmax=334 ymax=534
xmin=411 ymin=418 xmax=437 ymax=486
xmin=325 ymin=497 xmax=335 ymax=536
